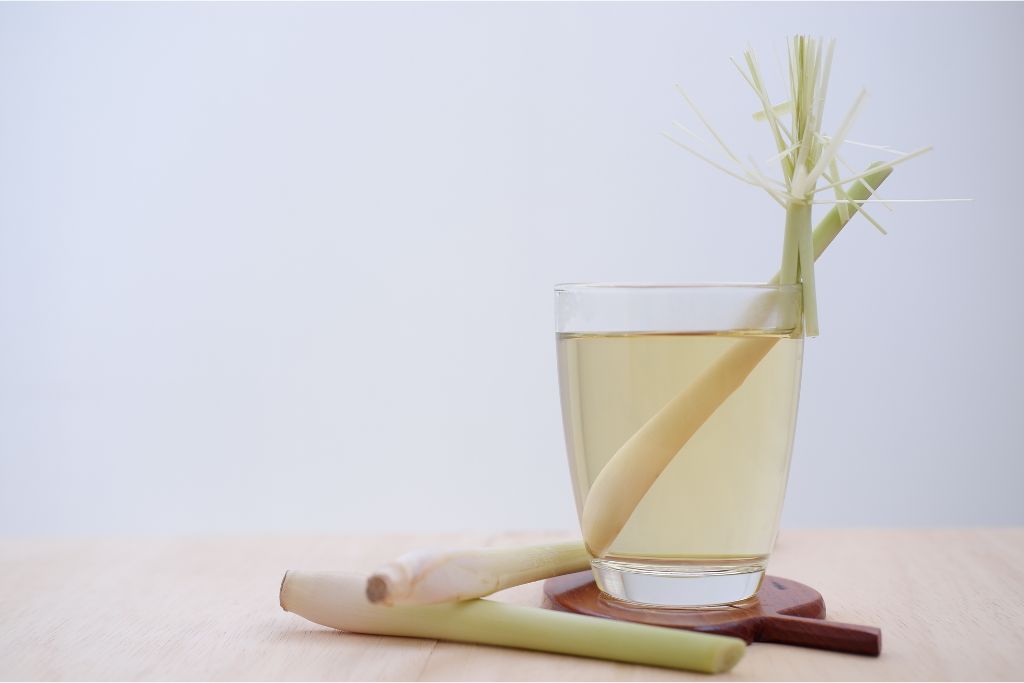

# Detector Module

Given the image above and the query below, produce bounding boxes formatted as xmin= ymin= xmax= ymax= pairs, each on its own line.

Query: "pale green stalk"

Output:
xmin=736 ymin=38 xmax=833 ymax=338
xmin=830 ymin=158 xmax=851 ymax=223
xmin=778 ymin=205 xmax=802 ymax=286
xmin=366 ymin=541 xmax=591 ymax=606
xmin=780 ymin=37 xmax=829 ymax=337
xmin=281 ymin=571 xmax=745 ymax=674
xmin=780 ymin=203 xmax=806 ymax=286
xmin=796 ymin=203 xmax=818 ymax=334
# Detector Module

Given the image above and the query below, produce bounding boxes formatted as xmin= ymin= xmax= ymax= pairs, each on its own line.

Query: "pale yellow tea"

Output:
xmin=557 ymin=332 xmax=802 ymax=566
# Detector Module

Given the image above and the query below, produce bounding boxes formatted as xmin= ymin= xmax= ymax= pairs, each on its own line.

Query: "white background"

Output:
xmin=2 ymin=2 xmax=1021 ymax=536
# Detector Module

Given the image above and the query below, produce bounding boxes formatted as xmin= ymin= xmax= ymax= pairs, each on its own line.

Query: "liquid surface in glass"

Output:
xmin=557 ymin=331 xmax=803 ymax=564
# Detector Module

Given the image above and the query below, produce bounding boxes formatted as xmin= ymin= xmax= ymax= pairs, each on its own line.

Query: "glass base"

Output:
xmin=591 ymin=558 xmax=766 ymax=608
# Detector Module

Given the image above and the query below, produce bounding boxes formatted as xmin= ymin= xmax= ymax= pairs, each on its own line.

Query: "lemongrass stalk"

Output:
xmin=803 ymin=165 xmax=892 ymax=262
xmin=829 ymin=158 xmax=851 ymax=223
xmin=581 ymin=336 xmax=778 ymax=556
xmin=582 ymin=165 xmax=891 ymax=557
xmin=779 ymin=204 xmax=802 ymax=286
xmin=795 ymin=202 xmax=819 ymax=336
xmin=281 ymin=571 xmax=746 ymax=674
xmin=366 ymin=541 xmax=590 ymax=606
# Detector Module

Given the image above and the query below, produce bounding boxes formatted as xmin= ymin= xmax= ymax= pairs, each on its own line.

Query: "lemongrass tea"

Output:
xmin=558 ymin=331 xmax=802 ymax=565
xmin=554 ymin=282 xmax=804 ymax=606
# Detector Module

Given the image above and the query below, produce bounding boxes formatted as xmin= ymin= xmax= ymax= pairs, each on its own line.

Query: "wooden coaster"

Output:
xmin=543 ymin=571 xmax=881 ymax=656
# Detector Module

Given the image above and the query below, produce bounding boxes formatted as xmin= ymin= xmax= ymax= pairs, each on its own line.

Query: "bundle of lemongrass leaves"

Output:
xmin=280 ymin=37 xmax=953 ymax=673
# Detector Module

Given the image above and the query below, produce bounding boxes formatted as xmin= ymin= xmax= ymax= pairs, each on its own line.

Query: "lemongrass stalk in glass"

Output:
xmin=560 ymin=282 xmax=804 ymax=606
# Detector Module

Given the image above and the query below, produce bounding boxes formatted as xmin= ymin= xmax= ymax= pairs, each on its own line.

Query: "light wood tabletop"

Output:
xmin=1 ymin=529 xmax=1022 ymax=681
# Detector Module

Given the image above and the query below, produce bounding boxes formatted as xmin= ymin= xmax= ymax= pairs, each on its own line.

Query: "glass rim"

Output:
xmin=554 ymin=281 xmax=802 ymax=292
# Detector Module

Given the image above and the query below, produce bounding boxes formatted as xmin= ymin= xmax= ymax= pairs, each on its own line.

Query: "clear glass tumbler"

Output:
xmin=555 ymin=283 xmax=804 ymax=608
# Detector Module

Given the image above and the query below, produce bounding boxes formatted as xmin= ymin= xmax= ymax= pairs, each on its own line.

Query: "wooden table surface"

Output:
xmin=1 ymin=530 xmax=1022 ymax=681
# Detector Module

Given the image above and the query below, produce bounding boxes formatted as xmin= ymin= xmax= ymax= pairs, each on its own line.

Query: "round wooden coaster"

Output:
xmin=543 ymin=571 xmax=881 ymax=656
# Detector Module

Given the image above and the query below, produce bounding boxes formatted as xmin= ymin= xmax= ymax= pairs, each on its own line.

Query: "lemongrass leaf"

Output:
xmin=674 ymin=85 xmax=747 ymax=169
xmin=753 ymin=100 xmax=793 ymax=121
xmin=834 ymin=149 xmax=895 ymax=212
xmin=829 ymin=159 xmax=850 ymax=223
xmin=801 ymin=89 xmax=868 ymax=194
xmin=662 ymin=133 xmax=760 ymax=187
xmin=814 ymin=146 xmax=933 ymax=193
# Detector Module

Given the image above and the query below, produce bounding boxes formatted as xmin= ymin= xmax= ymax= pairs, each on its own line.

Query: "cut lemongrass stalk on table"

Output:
xmin=281 ymin=571 xmax=746 ymax=674
xmin=366 ymin=541 xmax=591 ymax=605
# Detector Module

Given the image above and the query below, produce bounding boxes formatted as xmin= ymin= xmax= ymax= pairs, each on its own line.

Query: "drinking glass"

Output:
xmin=555 ymin=283 xmax=803 ymax=607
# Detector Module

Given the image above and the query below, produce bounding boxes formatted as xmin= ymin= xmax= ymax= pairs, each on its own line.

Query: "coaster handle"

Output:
xmin=760 ymin=614 xmax=881 ymax=656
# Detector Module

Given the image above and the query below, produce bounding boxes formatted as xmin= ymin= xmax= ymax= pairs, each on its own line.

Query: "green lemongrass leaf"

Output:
xmin=742 ymin=51 xmax=792 ymax=154
xmin=813 ymin=40 xmax=837 ymax=132
xmin=814 ymin=146 xmax=933 ymax=193
xmin=833 ymin=148 xmax=896 ymax=212
xmin=825 ymin=174 xmax=884 ymax=234
xmin=663 ymin=129 xmax=793 ymax=207
xmin=747 ymin=156 xmax=794 ymax=207
xmin=752 ymin=100 xmax=793 ymax=121
xmin=799 ymin=89 xmax=868 ymax=195
xmin=746 ymin=155 xmax=791 ymax=190
xmin=840 ymin=196 xmax=889 ymax=235
xmin=674 ymin=85 xmax=747 ymax=169
xmin=822 ymin=165 xmax=887 ymax=234
xmin=766 ymin=141 xmax=801 ymax=165
xmin=851 ymin=204 xmax=887 ymax=235
xmin=789 ymin=38 xmax=815 ymax=179
xmin=661 ymin=132 xmax=760 ymax=188
xmin=733 ymin=55 xmax=792 ymax=176
xmin=832 ymin=137 xmax=908 ymax=156
xmin=830 ymin=159 xmax=850 ymax=223
xmin=672 ymin=121 xmax=707 ymax=143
